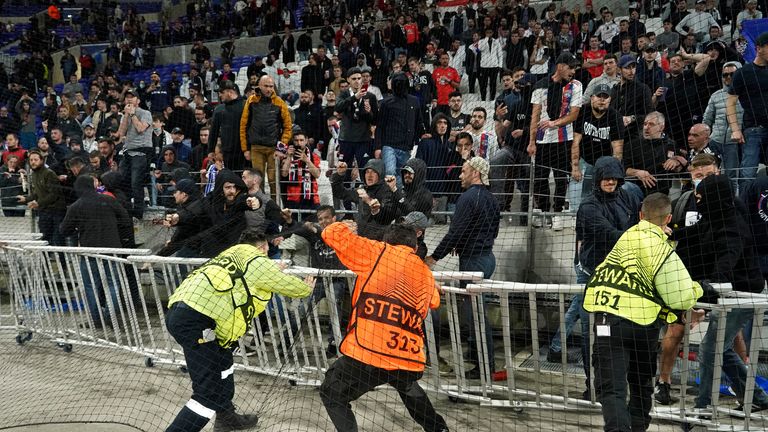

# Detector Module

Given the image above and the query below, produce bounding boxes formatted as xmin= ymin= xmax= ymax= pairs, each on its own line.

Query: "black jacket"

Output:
xmin=672 ymin=174 xmax=763 ymax=293
xmin=330 ymin=159 xmax=400 ymax=238
xmin=609 ymin=79 xmax=653 ymax=138
xmin=59 ymin=176 xmax=134 ymax=248
xmin=741 ymin=176 xmax=768 ymax=257
xmin=393 ymin=158 xmax=433 ymax=217
xmin=575 ymin=156 xmax=641 ymax=273
xmin=300 ymin=64 xmax=325 ymax=96
xmin=375 ymin=75 xmax=425 ymax=152
xmin=293 ymin=101 xmax=326 ymax=144
xmin=178 ymin=169 xmax=252 ymax=257
xmin=209 ymin=96 xmax=245 ymax=155
xmin=157 ymin=193 xmax=203 ymax=256
xmin=432 ymin=183 xmax=499 ymax=260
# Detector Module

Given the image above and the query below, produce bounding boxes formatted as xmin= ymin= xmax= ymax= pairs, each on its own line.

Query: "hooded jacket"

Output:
xmin=209 ymin=96 xmax=246 ymax=155
xmin=672 ymin=175 xmax=763 ymax=293
xmin=158 ymin=187 xmax=203 ymax=256
xmin=375 ymin=73 xmax=425 ymax=152
xmin=393 ymin=158 xmax=433 ymax=217
xmin=415 ymin=113 xmax=453 ymax=195
xmin=330 ymin=158 xmax=400 ymax=237
xmin=59 ymin=175 xmax=134 ymax=248
xmin=576 ymin=156 xmax=641 ymax=274
xmin=178 ymin=169 xmax=252 ymax=257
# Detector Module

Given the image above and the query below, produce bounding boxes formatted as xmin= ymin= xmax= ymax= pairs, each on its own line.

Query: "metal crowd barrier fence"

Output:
xmin=6 ymin=243 xmax=766 ymax=430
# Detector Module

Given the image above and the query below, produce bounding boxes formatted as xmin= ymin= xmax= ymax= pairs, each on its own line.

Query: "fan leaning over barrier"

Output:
xmin=164 ymin=228 xmax=315 ymax=432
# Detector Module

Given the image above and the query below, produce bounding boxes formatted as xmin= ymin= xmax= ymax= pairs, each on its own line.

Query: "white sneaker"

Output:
xmin=531 ymin=209 xmax=543 ymax=228
xmin=552 ymin=215 xmax=564 ymax=231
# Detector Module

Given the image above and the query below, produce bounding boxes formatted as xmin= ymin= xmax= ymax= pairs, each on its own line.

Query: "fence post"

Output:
xmin=525 ymin=155 xmax=536 ymax=283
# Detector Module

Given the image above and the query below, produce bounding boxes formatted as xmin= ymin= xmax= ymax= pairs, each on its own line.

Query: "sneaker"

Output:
xmin=213 ymin=410 xmax=259 ymax=431
xmin=464 ymin=367 xmax=482 ymax=380
xmin=654 ymin=381 xmax=678 ymax=405
xmin=551 ymin=215 xmax=564 ymax=231
xmin=325 ymin=343 xmax=338 ymax=358
xmin=437 ymin=357 xmax=454 ymax=375
xmin=531 ymin=209 xmax=543 ymax=228
xmin=546 ymin=349 xmax=577 ymax=363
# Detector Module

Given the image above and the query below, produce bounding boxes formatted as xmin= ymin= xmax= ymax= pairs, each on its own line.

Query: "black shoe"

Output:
xmin=654 ymin=381 xmax=678 ymax=405
xmin=465 ymin=367 xmax=482 ymax=380
xmin=546 ymin=349 xmax=579 ymax=363
xmin=325 ymin=343 xmax=337 ymax=358
xmin=213 ymin=410 xmax=259 ymax=431
xmin=734 ymin=403 xmax=768 ymax=413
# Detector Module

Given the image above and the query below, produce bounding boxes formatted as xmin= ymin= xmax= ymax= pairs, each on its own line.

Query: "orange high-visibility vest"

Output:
xmin=322 ymin=222 xmax=440 ymax=372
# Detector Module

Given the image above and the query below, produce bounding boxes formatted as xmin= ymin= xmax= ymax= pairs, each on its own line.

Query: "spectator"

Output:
xmin=682 ymin=124 xmax=719 ymax=170
xmin=246 ymin=56 xmax=265 ymax=80
xmin=583 ymin=54 xmax=621 ymax=102
xmin=376 ymin=72 xmax=424 ymax=183
xmin=218 ymin=63 xmax=236 ymax=84
xmin=154 ymin=145 xmax=190 ymax=206
xmin=426 ymin=157 xmax=500 ymax=379
xmin=735 ymin=0 xmax=762 ymax=39
xmin=221 ymin=35 xmax=236 ymax=65
xmin=360 ymin=70 xmax=383 ymax=101
xmin=528 ymin=52 xmax=583 ymax=231
xmin=144 ymin=71 xmax=171 ymax=115
xmin=209 ymin=80 xmax=247 ymax=172
xmin=477 ymin=28 xmax=503 ymax=101
xmin=300 ymin=55 xmax=325 ymax=97
xmin=169 ymin=127 xmax=193 ymax=164
xmin=117 ymin=89 xmax=153 ymax=218
xmin=582 ymin=36 xmax=607 ymax=79
xmin=661 ymin=52 xmax=710 ymax=150
xmin=157 ymin=178 xmax=202 ymax=257
xmin=0 ymin=154 xmax=25 ymax=217
xmin=623 ymin=111 xmax=682 ymax=196
xmin=389 ymin=158 xmax=433 ymax=218
xmin=293 ymin=89 xmax=325 ymax=148
xmin=610 ymin=55 xmax=653 ymax=140
xmin=191 ymin=39 xmax=211 ymax=65
xmin=528 ymin=36 xmax=550 ymax=82
xmin=331 ymin=159 xmax=399 ymax=238
xmin=432 ymin=53 xmax=460 ymax=116
xmin=406 ymin=57 xmax=435 ymax=125
xmin=296 ymin=29 xmax=313 ymax=62
xmin=446 ymin=91 xmax=470 ymax=135
xmin=335 ymin=67 xmax=377 ymax=178
xmin=166 ymin=96 xmax=196 ymax=140
xmin=676 ymin=0 xmax=720 ymax=42
xmin=657 ymin=20 xmax=681 ymax=52
xmin=2 ymin=132 xmax=26 ymax=166
xmin=636 ymin=44 xmax=665 ymax=95
xmin=279 ymin=130 xmax=321 ymax=213
xmin=188 ymin=107 xmax=208 ymax=150
xmin=741 ymin=175 xmax=768 ymax=284
xmin=60 ymin=49 xmax=77 ymax=83
xmin=239 ymin=75 xmax=292 ymax=201
xmin=727 ymin=31 xmax=768 ymax=192
xmin=63 ymin=74 xmax=84 ymax=99
xmin=703 ymin=61 xmax=743 ymax=191
xmin=17 ymin=150 xmax=66 ymax=246
xmin=282 ymin=27 xmax=296 ymax=64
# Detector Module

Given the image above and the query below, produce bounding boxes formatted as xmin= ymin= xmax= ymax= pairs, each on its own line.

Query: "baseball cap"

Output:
xmin=466 ymin=156 xmax=490 ymax=186
xmin=756 ymin=32 xmax=768 ymax=47
xmin=593 ymin=83 xmax=612 ymax=97
xmin=218 ymin=80 xmax=239 ymax=93
xmin=97 ymin=135 xmax=112 ymax=143
xmin=346 ymin=67 xmax=362 ymax=78
xmin=171 ymin=127 xmax=184 ymax=134
xmin=190 ymin=83 xmax=202 ymax=92
xmin=400 ymin=211 xmax=429 ymax=231
xmin=175 ymin=178 xmax=198 ymax=196
xmin=555 ymin=52 xmax=578 ymax=67
xmin=643 ymin=43 xmax=657 ymax=52
xmin=253 ymin=55 xmax=263 ymax=62
xmin=401 ymin=165 xmax=415 ymax=175
xmin=618 ymin=54 xmax=637 ymax=68
xmin=124 ymin=88 xmax=139 ymax=97
xmin=83 ymin=121 xmax=94 ymax=129
xmin=695 ymin=0 xmax=706 ymax=4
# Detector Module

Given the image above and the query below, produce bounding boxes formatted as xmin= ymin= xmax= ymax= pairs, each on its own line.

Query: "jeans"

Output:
xmin=549 ymin=265 xmax=591 ymax=354
xmin=568 ymin=159 xmax=593 ymax=212
xmin=593 ymin=314 xmax=660 ymax=432
xmin=37 ymin=209 xmax=65 ymax=246
xmin=695 ymin=308 xmax=768 ymax=408
xmin=80 ymin=257 xmax=120 ymax=326
xmin=460 ymin=253 xmax=496 ymax=371
xmin=382 ymin=146 xmax=411 ymax=187
xmin=119 ymin=152 xmax=148 ymax=218
xmin=307 ymin=278 xmax=348 ymax=344
xmin=709 ymin=139 xmax=739 ymax=193
xmin=297 ymin=51 xmax=309 ymax=62
xmin=740 ymin=126 xmax=768 ymax=192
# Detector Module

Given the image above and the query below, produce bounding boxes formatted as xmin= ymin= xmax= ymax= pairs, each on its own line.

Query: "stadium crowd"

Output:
xmin=2 ymin=0 xmax=768 ymax=428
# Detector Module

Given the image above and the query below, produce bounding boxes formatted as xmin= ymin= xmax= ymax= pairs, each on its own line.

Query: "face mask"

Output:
xmin=692 ymin=178 xmax=702 ymax=189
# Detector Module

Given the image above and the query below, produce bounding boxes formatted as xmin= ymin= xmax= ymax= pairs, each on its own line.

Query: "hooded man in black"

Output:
xmin=167 ymin=169 xmax=253 ymax=257
xmin=391 ymin=158 xmax=433 ymax=217
xmin=376 ymin=72 xmax=425 ymax=182
xmin=330 ymin=158 xmax=400 ymax=238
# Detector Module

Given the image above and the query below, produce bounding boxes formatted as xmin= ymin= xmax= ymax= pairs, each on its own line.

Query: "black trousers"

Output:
xmin=533 ymin=141 xmax=570 ymax=213
xmin=320 ymin=356 xmax=448 ymax=432
xmin=165 ymin=302 xmax=235 ymax=432
xmin=467 ymin=70 xmax=479 ymax=94
xmin=593 ymin=314 xmax=660 ymax=432
xmin=478 ymin=67 xmax=499 ymax=101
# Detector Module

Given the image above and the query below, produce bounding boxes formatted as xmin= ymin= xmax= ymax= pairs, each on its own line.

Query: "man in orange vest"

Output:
xmin=319 ymin=220 xmax=450 ymax=432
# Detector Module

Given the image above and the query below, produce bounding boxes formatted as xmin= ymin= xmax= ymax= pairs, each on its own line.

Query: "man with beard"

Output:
xmin=279 ymin=131 xmax=321 ymax=213
xmin=143 ymin=71 xmax=170 ymax=115
xmin=609 ymin=55 xmax=653 ymax=141
xmin=570 ymin=84 xmax=625 ymax=210
xmin=157 ymin=178 xmax=203 ymax=257
xmin=293 ymin=90 xmax=325 ymax=146
xmin=528 ymin=53 xmax=583 ymax=231
xmin=166 ymin=95 xmax=196 ymax=140
xmin=331 ymin=158 xmax=400 ymax=238
xmin=446 ymin=91 xmax=470 ymax=138
xmin=206 ymin=80 xmax=244 ymax=172
xmin=335 ymin=68 xmax=378 ymax=179
xmin=388 ymin=158 xmax=433 ymax=217
xmin=165 ymin=169 xmax=256 ymax=257
xmin=416 ymin=114 xmax=453 ymax=222
xmin=117 ymin=89 xmax=154 ymax=218
xmin=17 ymin=150 xmax=66 ymax=246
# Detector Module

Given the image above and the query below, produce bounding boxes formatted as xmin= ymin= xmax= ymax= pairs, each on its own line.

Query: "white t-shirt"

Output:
xmin=530 ymin=78 xmax=583 ymax=144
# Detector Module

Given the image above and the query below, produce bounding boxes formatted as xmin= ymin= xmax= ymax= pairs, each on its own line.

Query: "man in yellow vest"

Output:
xmin=165 ymin=228 xmax=314 ymax=432
xmin=583 ymin=193 xmax=702 ymax=432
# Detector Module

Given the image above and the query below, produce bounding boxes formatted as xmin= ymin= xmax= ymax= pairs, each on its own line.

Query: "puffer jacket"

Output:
xmin=239 ymin=92 xmax=292 ymax=151
xmin=393 ymin=158 xmax=433 ymax=217
xmin=576 ymin=156 xmax=641 ymax=274
xmin=702 ymin=87 xmax=744 ymax=145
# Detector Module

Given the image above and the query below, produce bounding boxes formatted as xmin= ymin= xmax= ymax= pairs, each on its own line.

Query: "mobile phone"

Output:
xmin=361 ymin=84 xmax=369 ymax=92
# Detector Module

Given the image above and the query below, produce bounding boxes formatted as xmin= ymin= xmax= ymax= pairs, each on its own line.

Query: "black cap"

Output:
xmin=555 ymin=52 xmax=578 ymax=67
xmin=171 ymin=127 xmax=184 ymax=134
xmin=644 ymin=43 xmax=657 ymax=52
xmin=124 ymin=88 xmax=139 ymax=97
xmin=190 ymin=83 xmax=201 ymax=92
xmin=593 ymin=83 xmax=612 ymax=97
xmin=756 ymin=32 xmax=768 ymax=46
xmin=218 ymin=80 xmax=239 ymax=93
xmin=97 ymin=135 xmax=112 ymax=143
xmin=346 ymin=67 xmax=362 ymax=78
xmin=108 ymin=125 xmax=119 ymax=133
xmin=175 ymin=178 xmax=198 ymax=196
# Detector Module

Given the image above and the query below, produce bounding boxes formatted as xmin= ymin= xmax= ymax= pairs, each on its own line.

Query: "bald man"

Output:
xmin=239 ymin=74 xmax=293 ymax=201
xmin=683 ymin=123 xmax=720 ymax=170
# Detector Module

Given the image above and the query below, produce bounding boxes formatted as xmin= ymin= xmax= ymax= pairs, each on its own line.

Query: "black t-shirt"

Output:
xmin=574 ymin=105 xmax=624 ymax=165
xmin=729 ymin=62 xmax=768 ymax=129
xmin=448 ymin=112 xmax=470 ymax=132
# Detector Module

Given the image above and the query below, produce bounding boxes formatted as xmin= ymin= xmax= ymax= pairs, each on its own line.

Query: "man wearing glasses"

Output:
xmin=702 ymin=61 xmax=743 ymax=192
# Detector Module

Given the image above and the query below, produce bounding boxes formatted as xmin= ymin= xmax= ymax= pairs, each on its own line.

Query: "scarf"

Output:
xmin=288 ymin=147 xmax=313 ymax=201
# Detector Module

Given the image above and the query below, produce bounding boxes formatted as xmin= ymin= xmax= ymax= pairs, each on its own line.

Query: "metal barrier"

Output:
xmin=5 ymin=243 xmax=768 ymax=431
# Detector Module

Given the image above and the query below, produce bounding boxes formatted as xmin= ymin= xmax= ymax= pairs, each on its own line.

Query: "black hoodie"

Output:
xmin=59 ymin=175 xmax=134 ymax=248
xmin=672 ymin=175 xmax=763 ymax=293
xmin=393 ymin=158 xmax=433 ymax=217
xmin=178 ymin=169 xmax=252 ymax=257
xmin=575 ymin=156 xmax=641 ymax=273
xmin=375 ymin=72 xmax=425 ymax=152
